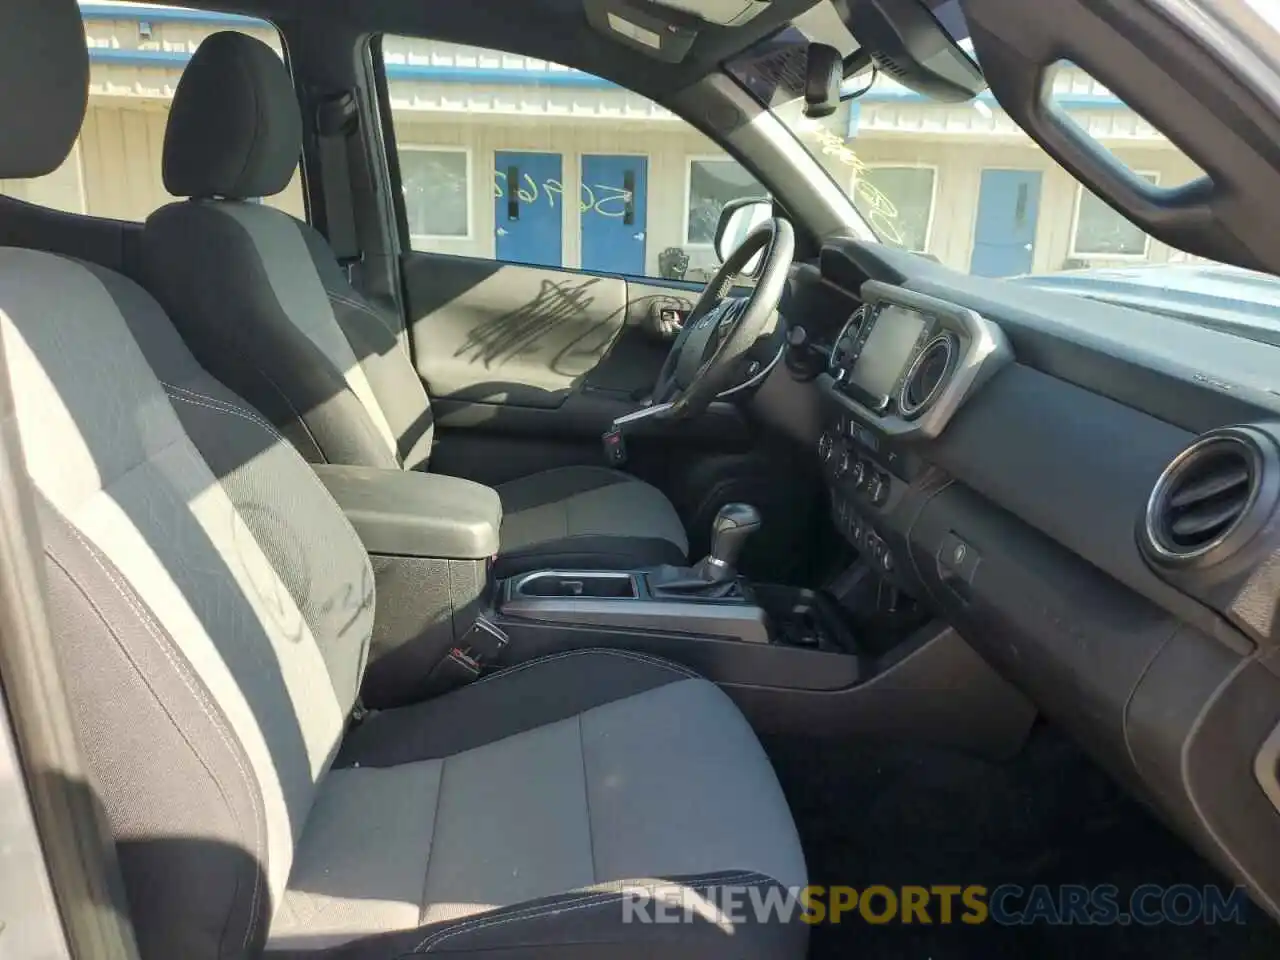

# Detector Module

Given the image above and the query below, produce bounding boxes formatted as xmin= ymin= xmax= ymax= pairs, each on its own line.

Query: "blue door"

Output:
xmin=969 ymin=169 xmax=1042 ymax=277
xmin=580 ymin=154 xmax=648 ymax=275
xmin=494 ymin=151 xmax=562 ymax=267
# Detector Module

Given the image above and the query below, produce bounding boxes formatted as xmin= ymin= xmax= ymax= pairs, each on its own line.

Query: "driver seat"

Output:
xmin=140 ymin=32 xmax=687 ymax=576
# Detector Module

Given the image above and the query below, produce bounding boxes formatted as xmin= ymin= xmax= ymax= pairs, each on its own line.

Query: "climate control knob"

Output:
xmin=835 ymin=447 xmax=852 ymax=479
xmin=849 ymin=459 xmax=867 ymax=488
xmin=868 ymin=472 xmax=890 ymax=506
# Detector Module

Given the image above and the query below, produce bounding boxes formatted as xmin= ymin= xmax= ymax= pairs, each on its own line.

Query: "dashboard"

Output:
xmin=793 ymin=236 xmax=1280 ymax=921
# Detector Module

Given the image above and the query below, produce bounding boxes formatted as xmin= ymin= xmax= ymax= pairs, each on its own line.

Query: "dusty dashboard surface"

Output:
xmin=809 ymin=236 xmax=1280 ymax=921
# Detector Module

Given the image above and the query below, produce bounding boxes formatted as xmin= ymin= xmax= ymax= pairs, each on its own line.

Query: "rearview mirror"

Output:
xmin=804 ymin=43 xmax=843 ymax=119
xmin=714 ymin=197 xmax=772 ymax=276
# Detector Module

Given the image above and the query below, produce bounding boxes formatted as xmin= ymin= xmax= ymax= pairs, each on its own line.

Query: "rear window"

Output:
xmin=0 ymin=2 xmax=303 ymax=222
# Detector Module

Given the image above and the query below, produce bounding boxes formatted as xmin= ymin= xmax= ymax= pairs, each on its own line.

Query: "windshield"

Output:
xmin=727 ymin=1 xmax=1248 ymax=292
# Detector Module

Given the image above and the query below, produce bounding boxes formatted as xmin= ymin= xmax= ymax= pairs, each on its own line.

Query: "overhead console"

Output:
xmin=821 ymin=280 xmax=1010 ymax=440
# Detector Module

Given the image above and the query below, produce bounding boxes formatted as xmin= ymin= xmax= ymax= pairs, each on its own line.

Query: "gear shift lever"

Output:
xmin=647 ymin=503 xmax=761 ymax=599
xmin=699 ymin=503 xmax=762 ymax=582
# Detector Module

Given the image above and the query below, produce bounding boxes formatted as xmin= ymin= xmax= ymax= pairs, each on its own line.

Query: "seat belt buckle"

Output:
xmin=459 ymin=614 xmax=509 ymax=665
xmin=338 ymin=255 xmax=364 ymax=286
xmin=602 ymin=424 xmax=627 ymax=467
xmin=424 ymin=646 xmax=482 ymax=694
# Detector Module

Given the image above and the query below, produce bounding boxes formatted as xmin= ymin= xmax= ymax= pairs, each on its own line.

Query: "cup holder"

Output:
xmin=515 ymin=571 xmax=638 ymax=599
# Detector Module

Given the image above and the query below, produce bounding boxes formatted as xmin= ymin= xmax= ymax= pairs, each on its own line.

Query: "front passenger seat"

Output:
xmin=141 ymin=31 xmax=688 ymax=577
xmin=2 ymin=3 xmax=807 ymax=957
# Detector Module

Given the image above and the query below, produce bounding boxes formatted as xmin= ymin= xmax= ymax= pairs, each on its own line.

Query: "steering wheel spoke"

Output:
xmin=648 ymin=220 xmax=795 ymax=417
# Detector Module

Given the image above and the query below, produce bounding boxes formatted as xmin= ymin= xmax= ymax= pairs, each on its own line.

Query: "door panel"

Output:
xmin=580 ymin=154 xmax=648 ymax=275
xmin=494 ymin=151 xmax=563 ymax=267
xmin=405 ymin=253 xmax=627 ymax=409
xmin=402 ymin=251 xmax=760 ymax=503
xmin=969 ymin=169 xmax=1042 ymax=277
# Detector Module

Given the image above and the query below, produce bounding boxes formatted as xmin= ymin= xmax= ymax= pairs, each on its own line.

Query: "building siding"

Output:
xmin=3 ymin=4 xmax=1208 ymax=279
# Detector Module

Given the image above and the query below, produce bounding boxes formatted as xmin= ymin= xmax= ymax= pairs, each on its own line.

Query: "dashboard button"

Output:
xmin=938 ymin=532 xmax=980 ymax=584
xmin=835 ymin=447 xmax=851 ymax=479
xmin=818 ymin=431 xmax=834 ymax=462
xmin=868 ymin=473 xmax=889 ymax=506
xmin=848 ymin=459 xmax=866 ymax=488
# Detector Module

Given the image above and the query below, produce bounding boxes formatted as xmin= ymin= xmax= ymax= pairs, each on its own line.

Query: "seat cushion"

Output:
xmin=267 ymin=650 xmax=808 ymax=958
xmin=494 ymin=467 xmax=688 ymax=576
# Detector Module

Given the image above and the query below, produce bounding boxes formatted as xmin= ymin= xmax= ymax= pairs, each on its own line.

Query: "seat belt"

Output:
xmin=315 ymin=91 xmax=364 ymax=279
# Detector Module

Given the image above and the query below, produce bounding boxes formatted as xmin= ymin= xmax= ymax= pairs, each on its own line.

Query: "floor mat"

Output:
xmin=763 ymin=726 xmax=1280 ymax=958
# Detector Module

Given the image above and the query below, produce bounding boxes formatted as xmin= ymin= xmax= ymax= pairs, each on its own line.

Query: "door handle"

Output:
xmin=496 ymin=227 xmax=509 ymax=237
xmin=633 ymin=232 xmax=645 ymax=241
xmin=506 ymin=165 xmax=520 ymax=221
xmin=1023 ymin=242 xmax=1032 ymax=251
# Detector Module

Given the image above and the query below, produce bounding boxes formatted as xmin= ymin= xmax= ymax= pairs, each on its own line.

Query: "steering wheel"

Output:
xmin=651 ymin=218 xmax=794 ymax=419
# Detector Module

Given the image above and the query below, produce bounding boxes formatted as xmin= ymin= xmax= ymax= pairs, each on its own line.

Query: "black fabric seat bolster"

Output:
xmin=492 ymin=467 xmax=690 ymax=576
xmin=265 ymin=871 xmax=803 ymax=960
xmin=335 ymin=649 xmax=697 ymax=769
xmin=142 ymin=203 xmax=401 ymax=469
xmin=492 ymin=534 xmax=687 ymax=578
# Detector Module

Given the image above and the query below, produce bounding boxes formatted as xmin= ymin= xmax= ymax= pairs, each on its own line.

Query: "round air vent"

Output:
xmin=898 ymin=333 xmax=956 ymax=419
xmin=829 ymin=306 xmax=867 ymax=377
xmin=1142 ymin=429 xmax=1278 ymax=566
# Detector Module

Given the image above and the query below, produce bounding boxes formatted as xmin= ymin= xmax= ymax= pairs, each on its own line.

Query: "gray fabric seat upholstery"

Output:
xmin=0 ymin=10 xmax=806 ymax=960
xmin=272 ymin=650 xmax=807 ymax=955
xmin=138 ymin=30 xmax=687 ymax=577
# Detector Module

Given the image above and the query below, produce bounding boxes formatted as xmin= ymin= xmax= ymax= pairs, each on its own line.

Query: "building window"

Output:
xmin=1071 ymin=174 xmax=1157 ymax=257
xmin=852 ymin=166 xmax=936 ymax=252
xmin=402 ymin=147 xmax=471 ymax=240
xmin=685 ymin=158 xmax=765 ymax=245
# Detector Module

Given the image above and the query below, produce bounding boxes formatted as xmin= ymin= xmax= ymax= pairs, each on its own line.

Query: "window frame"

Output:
xmin=850 ymin=162 xmax=939 ymax=254
xmin=682 ymin=154 xmax=766 ymax=248
xmin=399 ymin=143 xmax=474 ymax=244
xmin=1069 ymin=171 xmax=1160 ymax=259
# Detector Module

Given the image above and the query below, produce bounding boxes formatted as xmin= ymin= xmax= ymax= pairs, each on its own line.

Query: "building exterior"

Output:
xmin=1 ymin=2 xmax=1207 ymax=282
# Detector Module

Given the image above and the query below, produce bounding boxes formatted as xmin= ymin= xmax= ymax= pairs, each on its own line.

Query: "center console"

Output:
xmin=494 ymin=502 xmax=841 ymax=652
xmin=501 ymin=569 xmax=771 ymax=643
xmin=315 ymin=398 xmax=1035 ymax=759
xmin=817 ymin=281 xmax=1011 ymax=588
xmin=314 ymin=464 xmax=500 ymax=708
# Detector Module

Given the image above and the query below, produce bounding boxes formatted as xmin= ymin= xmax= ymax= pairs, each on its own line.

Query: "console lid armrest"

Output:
xmin=313 ymin=464 xmax=502 ymax=560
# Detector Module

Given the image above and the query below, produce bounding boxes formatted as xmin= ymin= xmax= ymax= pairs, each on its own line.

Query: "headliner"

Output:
xmin=131 ymin=0 xmax=822 ymax=102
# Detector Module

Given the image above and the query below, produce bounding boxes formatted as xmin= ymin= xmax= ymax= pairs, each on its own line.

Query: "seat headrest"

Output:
xmin=0 ymin=0 xmax=89 ymax=180
xmin=163 ymin=31 xmax=301 ymax=200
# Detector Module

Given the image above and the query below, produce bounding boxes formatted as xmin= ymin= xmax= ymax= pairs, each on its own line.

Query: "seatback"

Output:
xmin=0 ymin=4 xmax=376 ymax=956
xmin=141 ymin=31 xmax=434 ymax=472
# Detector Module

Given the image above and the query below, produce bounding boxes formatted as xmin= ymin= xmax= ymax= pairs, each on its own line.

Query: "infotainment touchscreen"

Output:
xmin=848 ymin=305 xmax=928 ymax=404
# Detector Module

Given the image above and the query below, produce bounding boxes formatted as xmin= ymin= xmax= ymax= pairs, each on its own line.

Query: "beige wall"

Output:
xmin=6 ymin=101 xmax=306 ymax=222
xmin=820 ymin=136 xmax=1204 ymax=274
xmin=392 ymin=114 xmax=723 ymax=276
xmin=2 ymin=15 xmax=1204 ymax=281
xmin=2 ymin=16 xmax=304 ymax=223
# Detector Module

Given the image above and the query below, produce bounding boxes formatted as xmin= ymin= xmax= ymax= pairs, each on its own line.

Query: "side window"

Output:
xmin=684 ymin=158 xmax=766 ymax=281
xmin=0 ymin=3 xmax=303 ymax=222
xmin=1071 ymin=173 xmax=1158 ymax=260
xmin=380 ymin=37 xmax=764 ymax=282
xmin=402 ymin=147 xmax=472 ymax=242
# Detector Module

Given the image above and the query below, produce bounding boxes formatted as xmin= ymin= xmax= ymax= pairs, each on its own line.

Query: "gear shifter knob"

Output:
xmin=704 ymin=503 xmax=762 ymax=581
